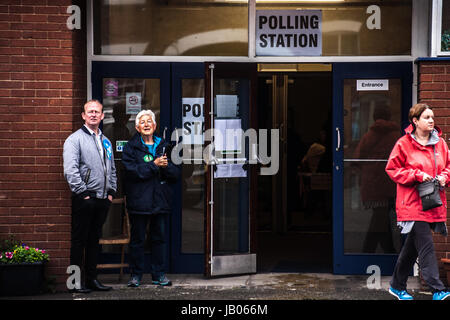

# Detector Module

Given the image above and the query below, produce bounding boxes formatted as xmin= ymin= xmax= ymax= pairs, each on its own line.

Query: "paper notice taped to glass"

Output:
xmin=214 ymin=119 xmax=242 ymax=154
xmin=214 ymin=163 xmax=247 ymax=178
xmin=216 ymin=95 xmax=238 ymax=118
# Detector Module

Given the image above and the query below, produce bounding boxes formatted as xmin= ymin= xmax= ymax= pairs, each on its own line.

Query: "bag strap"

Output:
xmin=433 ymin=145 xmax=437 ymax=178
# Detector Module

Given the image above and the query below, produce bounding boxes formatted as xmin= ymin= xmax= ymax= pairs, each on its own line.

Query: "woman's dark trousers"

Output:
xmin=390 ymin=221 xmax=446 ymax=292
xmin=129 ymin=213 xmax=167 ymax=279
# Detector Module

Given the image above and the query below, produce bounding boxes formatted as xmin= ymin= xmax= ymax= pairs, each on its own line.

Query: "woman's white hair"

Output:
xmin=135 ymin=109 xmax=156 ymax=127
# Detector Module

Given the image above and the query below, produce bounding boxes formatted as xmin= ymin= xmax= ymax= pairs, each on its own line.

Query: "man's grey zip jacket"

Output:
xmin=63 ymin=125 xmax=117 ymax=199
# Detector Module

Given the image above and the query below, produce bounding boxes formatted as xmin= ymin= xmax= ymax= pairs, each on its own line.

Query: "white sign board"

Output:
xmin=357 ymin=80 xmax=389 ymax=91
xmin=182 ymin=97 xmax=204 ymax=145
xmin=126 ymin=92 xmax=142 ymax=114
xmin=256 ymin=10 xmax=322 ymax=56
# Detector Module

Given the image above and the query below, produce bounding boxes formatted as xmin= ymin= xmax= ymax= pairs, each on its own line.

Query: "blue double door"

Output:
xmin=92 ymin=61 xmax=412 ymax=276
xmin=92 ymin=62 xmax=205 ymax=274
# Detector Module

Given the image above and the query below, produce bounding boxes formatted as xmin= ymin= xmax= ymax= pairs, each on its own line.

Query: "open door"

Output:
xmin=204 ymin=62 xmax=258 ymax=277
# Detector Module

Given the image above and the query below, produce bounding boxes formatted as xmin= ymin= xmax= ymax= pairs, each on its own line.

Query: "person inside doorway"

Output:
xmin=353 ymin=104 xmax=400 ymax=253
xmin=298 ymin=118 xmax=332 ymax=219
xmin=287 ymin=112 xmax=307 ymax=214
xmin=122 ymin=109 xmax=180 ymax=287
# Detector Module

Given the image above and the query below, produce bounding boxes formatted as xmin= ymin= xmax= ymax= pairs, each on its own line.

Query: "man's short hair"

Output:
xmin=83 ymin=99 xmax=103 ymax=113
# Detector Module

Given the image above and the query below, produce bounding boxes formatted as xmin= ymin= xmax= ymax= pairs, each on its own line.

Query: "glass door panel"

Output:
xmin=101 ymin=78 xmax=161 ymax=253
xmin=181 ymin=78 xmax=205 ymax=254
xmin=343 ymin=79 xmax=402 ymax=254
xmin=333 ymin=62 xmax=412 ymax=275
xmin=212 ymin=78 xmax=249 ymax=256
xmin=92 ymin=61 xmax=171 ymax=272
xmin=171 ymin=62 xmax=205 ymax=273
xmin=205 ymin=63 xmax=257 ymax=277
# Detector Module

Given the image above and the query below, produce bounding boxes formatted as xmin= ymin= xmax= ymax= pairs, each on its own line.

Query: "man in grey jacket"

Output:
xmin=63 ymin=99 xmax=117 ymax=293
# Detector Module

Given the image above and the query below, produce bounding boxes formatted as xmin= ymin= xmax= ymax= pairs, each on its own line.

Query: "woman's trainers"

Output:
xmin=127 ymin=275 xmax=141 ymax=288
xmin=432 ymin=291 xmax=450 ymax=300
xmin=152 ymin=274 xmax=172 ymax=286
xmin=389 ymin=287 xmax=414 ymax=300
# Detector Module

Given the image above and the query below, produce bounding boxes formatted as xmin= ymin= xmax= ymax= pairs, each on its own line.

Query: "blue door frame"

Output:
xmin=332 ymin=62 xmax=413 ymax=275
xmin=170 ymin=62 xmax=205 ymax=273
xmin=92 ymin=61 xmax=413 ymax=276
xmin=92 ymin=61 xmax=172 ymax=274
xmin=92 ymin=61 xmax=206 ymax=274
xmin=92 ymin=61 xmax=171 ymax=130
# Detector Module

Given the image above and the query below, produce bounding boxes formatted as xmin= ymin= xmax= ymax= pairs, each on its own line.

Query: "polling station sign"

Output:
xmin=256 ymin=10 xmax=322 ymax=56
xmin=182 ymin=97 xmax=204 ymax=145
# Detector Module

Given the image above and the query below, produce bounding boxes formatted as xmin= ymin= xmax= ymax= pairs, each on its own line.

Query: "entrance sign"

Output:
xmin=356 ymin=79 xmax=389 ymax=91
xmin=256 ymin=10 xmax=322 ymax=56
xmin=182 ymin=97 xmax=204 ymax=145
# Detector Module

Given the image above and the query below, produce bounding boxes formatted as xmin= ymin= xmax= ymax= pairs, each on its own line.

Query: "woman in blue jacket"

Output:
xmin=122 ymin=109 xmax=180 ymax=287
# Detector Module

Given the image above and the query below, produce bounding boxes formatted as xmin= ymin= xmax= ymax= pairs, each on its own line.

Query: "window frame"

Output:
xmin=86 ymin=0 xmax=426 ymax=99
xmin=431 ymin=0 xmax=450 ymax=56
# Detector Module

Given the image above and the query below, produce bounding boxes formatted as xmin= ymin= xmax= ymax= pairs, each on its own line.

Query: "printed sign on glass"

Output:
xmin=116 ymin=140 xmax=128 ymax=152
xmin=104 ymin=80 xmax=118 ymax=97
xmin=356 ymin=80 xmax=389 ymax=91
xmin=182 ymin=97 xmax=204 ymax=145
xmin=126 ymin=92 xmax=142 ymax=114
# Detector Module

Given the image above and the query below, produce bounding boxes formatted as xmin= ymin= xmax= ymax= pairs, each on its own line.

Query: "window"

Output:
xmin=432 ymin=0 xmax=450 ymax=56
xmin=255 ymin=0 xmax=412 ymax=56
xmin=94 ymin=0 xmax=248 ymax=56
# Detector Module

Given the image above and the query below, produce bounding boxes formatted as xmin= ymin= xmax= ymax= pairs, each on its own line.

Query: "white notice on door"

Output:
xmin=216 ymin=95 xmax=238 ymax=118
xmin=214 ymin=164 xmax=247 ymax=178
xmin=356 ymin=80 xmax=389 ymax=91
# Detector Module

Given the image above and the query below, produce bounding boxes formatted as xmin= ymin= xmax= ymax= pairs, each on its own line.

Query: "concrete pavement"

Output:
xmin=1 ymin=272 xmax=434 ymax=300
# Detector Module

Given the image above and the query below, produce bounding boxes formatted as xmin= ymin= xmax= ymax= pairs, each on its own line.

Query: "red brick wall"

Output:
xmin=0 ymin=1 xmax=86 ymax=290
xmin=418 ymin=60 xmax=450 ymax=284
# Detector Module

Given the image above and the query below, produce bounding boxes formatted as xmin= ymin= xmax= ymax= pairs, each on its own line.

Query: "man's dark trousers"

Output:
xmin=70 ymin=195 xmax=111 ymax=282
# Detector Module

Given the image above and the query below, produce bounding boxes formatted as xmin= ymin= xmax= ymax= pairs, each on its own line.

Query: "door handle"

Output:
xmin=174 ymin=127 xmax=179 ymax=143
xmin=336 ymin=127 xmax=341 ymax=151
xmin=163 ymin=126 xmax=168 ymax=140
xmin=279 ymin=123 xmax=285 ymax=143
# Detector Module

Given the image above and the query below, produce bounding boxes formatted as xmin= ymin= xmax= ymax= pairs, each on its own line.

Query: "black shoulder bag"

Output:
xmin=416 ymin=145 xmax=442 ymax=211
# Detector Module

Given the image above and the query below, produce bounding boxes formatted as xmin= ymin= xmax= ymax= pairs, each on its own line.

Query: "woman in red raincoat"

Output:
xmin=385 ymin=103 xmax=450 ymax=300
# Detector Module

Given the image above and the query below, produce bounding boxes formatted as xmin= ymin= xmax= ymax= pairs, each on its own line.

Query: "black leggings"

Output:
xmin=390 ymin=221 xmax=446 ymax=292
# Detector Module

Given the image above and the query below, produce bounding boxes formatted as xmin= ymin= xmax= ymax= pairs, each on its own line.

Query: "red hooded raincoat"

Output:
xmin=385 ymin=124 xmax=450 ymax=222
